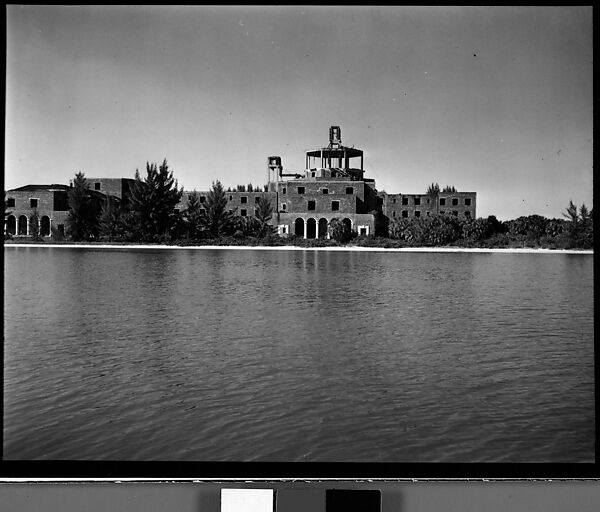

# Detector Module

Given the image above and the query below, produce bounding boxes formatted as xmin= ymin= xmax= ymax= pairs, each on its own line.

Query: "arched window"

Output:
xmin=318 ymin=218 xmax=328 ymax=239
xmin=6 ymin=215 xmax=16 ymax=235
xmin=18 ymin=215 xmax=28 ymax=236
xmin=342 ymin=218 xmax=352 ymax=233
xmin=306 ymin=218 xmax=316 ymax=239
xmin=40 ymin=216 xmax=51 ymax=237
xmin=294 ymin=218 xmax=304 ymax=237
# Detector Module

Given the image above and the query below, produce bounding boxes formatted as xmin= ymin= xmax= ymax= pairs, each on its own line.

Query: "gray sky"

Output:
xmin=5 ymin=6 xmax=592 ymax=220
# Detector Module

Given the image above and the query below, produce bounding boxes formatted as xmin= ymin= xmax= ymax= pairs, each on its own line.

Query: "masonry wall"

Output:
xmin=176 ymin=191 xmax=278 ymax=218
xmin=274 ymin=180 xmax=366 ymax=215
xmin=86 ymin=178 xmax=135 ymax=200
xmin=5 ymin=189 xmax=70 ymax=237
xmin=380 ymin=192 xmax=477 ymax=220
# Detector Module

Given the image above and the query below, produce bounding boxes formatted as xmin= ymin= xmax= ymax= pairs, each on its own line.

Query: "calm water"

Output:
xmin=3 ymin=247 xmax=594 ymax=462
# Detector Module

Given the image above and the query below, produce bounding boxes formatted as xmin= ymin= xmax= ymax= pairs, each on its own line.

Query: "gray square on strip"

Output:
xmin=276 ymin=489 xmax=324 ymax=512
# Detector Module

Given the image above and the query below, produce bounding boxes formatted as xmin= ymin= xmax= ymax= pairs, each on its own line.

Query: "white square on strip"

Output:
xmin=221 ymin=488 xmax=275 ymax=512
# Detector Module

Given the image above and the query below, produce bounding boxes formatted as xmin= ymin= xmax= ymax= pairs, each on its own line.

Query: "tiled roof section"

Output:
xmin=9 ymin=184 xmax=71 ymax=192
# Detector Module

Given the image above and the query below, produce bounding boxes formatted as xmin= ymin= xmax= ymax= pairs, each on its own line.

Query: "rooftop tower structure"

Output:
xmin=304 ymin=125 xmax=364 ymax=181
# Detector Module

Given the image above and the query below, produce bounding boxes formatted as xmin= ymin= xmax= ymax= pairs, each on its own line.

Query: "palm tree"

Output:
xmin=426 ymin=182 xmax=440 ymax=215
xmin=563 ymin=200 xmax=579 ymax=224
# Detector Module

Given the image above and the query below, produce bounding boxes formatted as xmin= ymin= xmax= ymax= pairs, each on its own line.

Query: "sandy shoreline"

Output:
xmin=3 ymin=243 xmax=593 ymax=254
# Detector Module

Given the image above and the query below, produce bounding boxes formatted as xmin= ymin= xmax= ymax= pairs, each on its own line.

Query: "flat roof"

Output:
xmin=8 ymin=184 xmax=71 ymax=192
xmin=306 ymin=147 xmax=363 ymax=158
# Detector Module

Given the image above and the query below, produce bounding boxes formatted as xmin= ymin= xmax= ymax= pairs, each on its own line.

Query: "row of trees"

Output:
xmin=63 ymin=160 xmax=275 ymax=243
xmin=229 ymin=183 xmax=268 ymax=193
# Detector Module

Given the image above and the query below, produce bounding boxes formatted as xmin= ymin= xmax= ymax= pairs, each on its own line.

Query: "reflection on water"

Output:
xmin=3 ymin=247 xmax=595 ymax=462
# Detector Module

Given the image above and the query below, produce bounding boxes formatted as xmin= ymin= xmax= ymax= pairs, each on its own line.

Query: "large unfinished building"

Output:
xmin=264 ymin=126 xmax=476 ymax=238
xmin=5 ymin=126 xmax=476 ymax=240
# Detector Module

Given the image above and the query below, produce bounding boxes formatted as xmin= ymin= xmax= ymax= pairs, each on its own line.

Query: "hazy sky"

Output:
xmin=6 ymin=6 xmax=592 ymax=219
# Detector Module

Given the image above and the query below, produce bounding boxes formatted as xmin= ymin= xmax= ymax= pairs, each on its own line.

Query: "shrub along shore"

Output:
xmin=4 ymin=230 xmax=594 ymax=252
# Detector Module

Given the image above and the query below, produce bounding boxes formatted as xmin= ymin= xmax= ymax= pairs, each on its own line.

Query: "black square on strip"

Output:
xmin=326 ymin=489 xmax=381 ymax=512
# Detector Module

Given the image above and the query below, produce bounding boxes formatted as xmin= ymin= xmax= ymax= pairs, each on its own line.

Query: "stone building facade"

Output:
xmin=380 ymin=191 xmax=476 ymax=221
xmin=5 ymin=184 xmax=72 ymax=237
xmin=84 ymin=178 xmax=135 ymax=200
xmin=5 ymin=179 xmax=134 ymax=238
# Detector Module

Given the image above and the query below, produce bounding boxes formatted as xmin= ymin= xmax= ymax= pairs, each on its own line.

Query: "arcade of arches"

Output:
xmin=5 ymin=214 xmax=53 ymax=237
xmin=293 ymin=217 xmax=352 ymax=239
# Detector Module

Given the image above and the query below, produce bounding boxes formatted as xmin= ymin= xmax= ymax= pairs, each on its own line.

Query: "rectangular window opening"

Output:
xmin=7 ymin=198 xmax=15 ymax=208
xmin=346 ymin=187 xmax=354 ymax=195
xmin=308 ymin=200 xmax=316 ymax=211
xmin=415 ymin=210 xmax=421 ymax=217
xmin=240 ymin=209 xmax=247 ymax=217
xmin=29 ymin=198 xmax=38 ymax=208
xmin=401 ymin=210 xmax=408 ymax=218
xmin=298 ymin=186 xmax=305 ymax=194
xmin=439 ymin=198 xmax=446 ymax=206
xmin=282 ymin=187 xmax=286 ymax=194
xmin=94 ymin=182 xmax=101 ymax=190
xmin=402 ymin=197 xmax=408 ymax=205
xmin=53 ymin=192 xmax=68 ymax=211
xmin=332 ymin=200 xmax=340 ymax=211
xmin=200 ymin=196 xmax=206 ymax=203
xmin=241 ymin=196 xmax=248 ymax=204
xmin=414 ymin=197 xmax=421 ymax=206
xmin=465 ymin=198 xmax=472 ymax=206
xmin=322 ymin=188 xmax=329 ymax=195
xmin=452 ymin=198 xmax=459 ymax=206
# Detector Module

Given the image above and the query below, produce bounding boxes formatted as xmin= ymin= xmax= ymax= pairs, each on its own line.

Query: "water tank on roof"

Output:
xmin=268 ymin=156 xmax=281 ymax=168
xmin=329 ymin=126 xmax=341 ymax=146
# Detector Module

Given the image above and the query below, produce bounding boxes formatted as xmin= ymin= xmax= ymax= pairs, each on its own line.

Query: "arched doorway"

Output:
xmin=6 ymin=215 xmax=16 ymax=235
xmin=306 ymin=218 xmax=316 ymax=239
xmin=40 ymin=216 xmax=51 ymax=237
xmin=294 ymin=218 xmax=304 ymax=238
xmin=318 ymin=218 xmax=328 ymax=238
xmin=342 ymin=218 xmax=352 ymax=234
xmin=18 ymin=215 xmax=28 ymax=236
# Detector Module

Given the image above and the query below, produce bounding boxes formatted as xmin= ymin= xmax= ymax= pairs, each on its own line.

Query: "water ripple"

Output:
xmin=3 ymin=248 xmax=594 ymax=462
